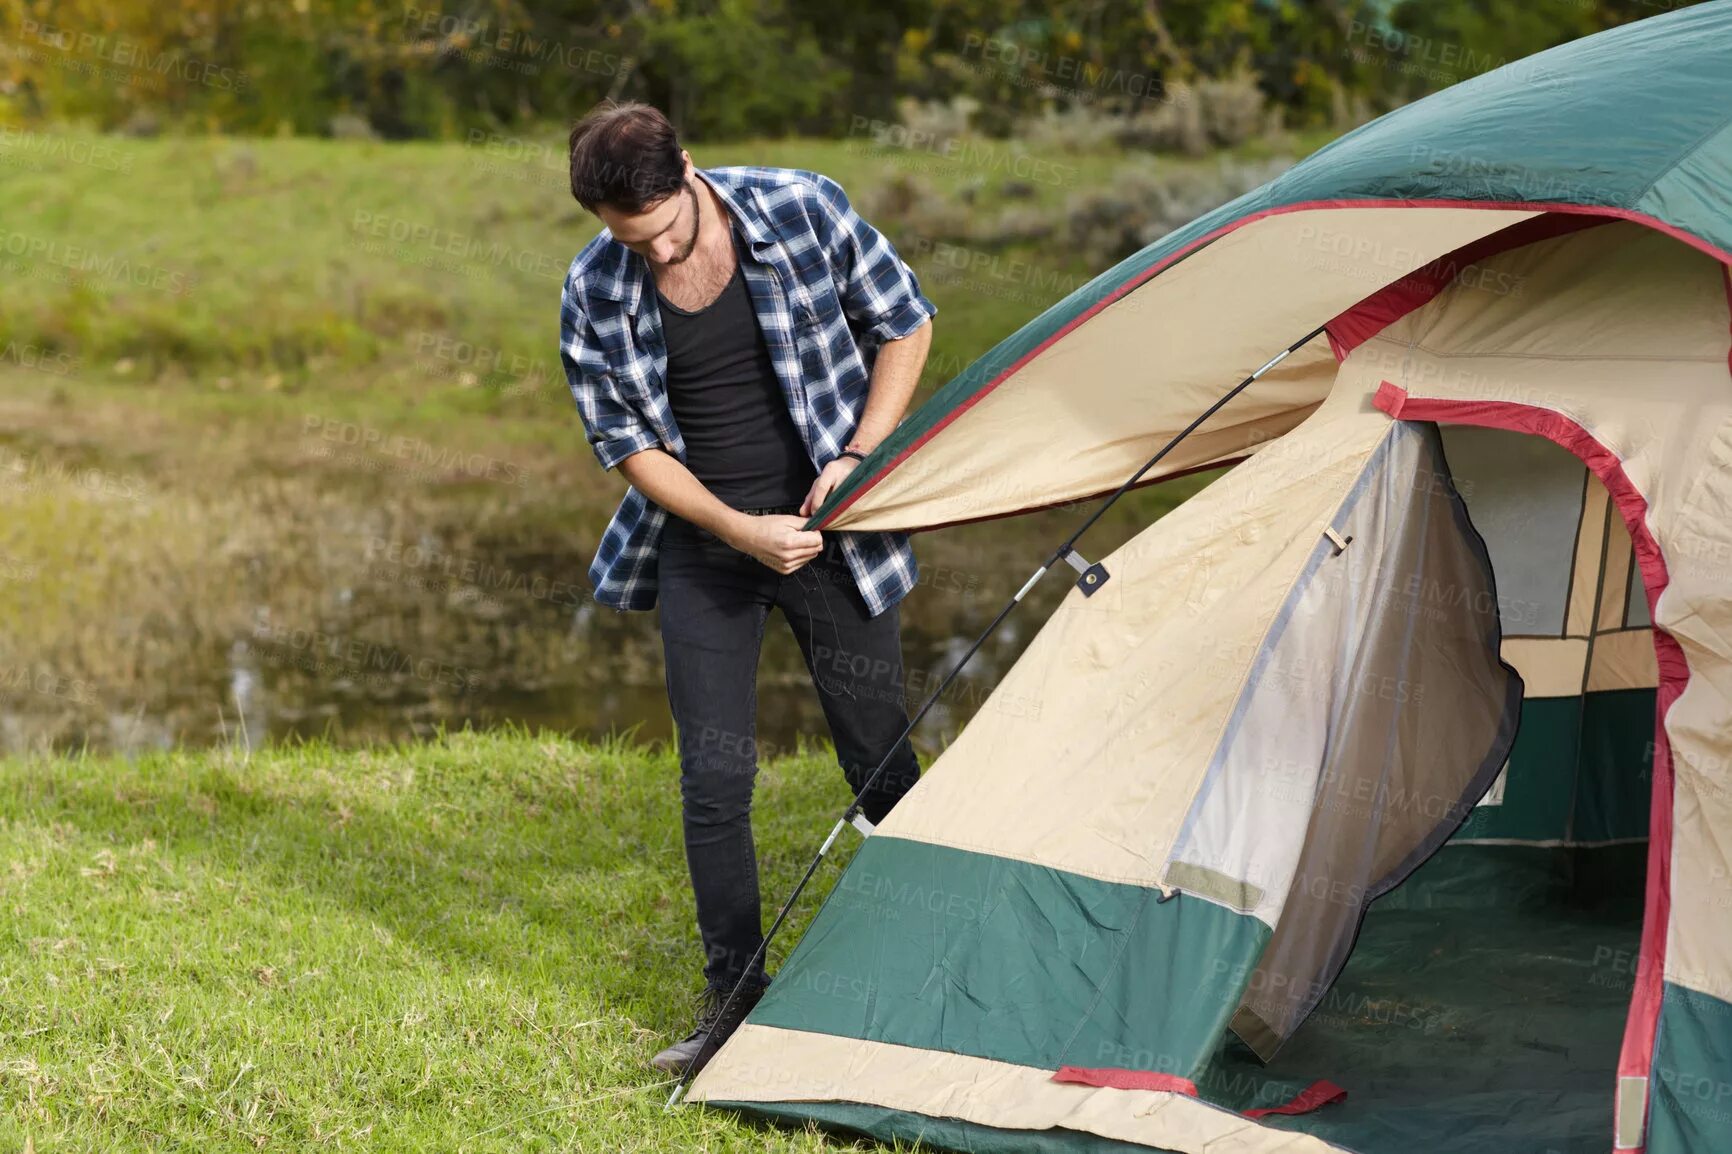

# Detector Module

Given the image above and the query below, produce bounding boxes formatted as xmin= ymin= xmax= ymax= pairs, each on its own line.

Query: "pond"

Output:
xmin=0 ymin=447 xmax=1200 ymax=760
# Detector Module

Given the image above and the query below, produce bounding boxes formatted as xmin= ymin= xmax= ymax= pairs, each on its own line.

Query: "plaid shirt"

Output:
xmin=558 ymin=165 xmax=936 ymax=617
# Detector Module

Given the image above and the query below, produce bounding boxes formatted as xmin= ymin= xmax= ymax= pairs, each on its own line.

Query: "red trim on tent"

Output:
xmin=1324 ymin=214 xmax=1613 ymax=361
xmin=1242 ymin=1080 xmax=1349 ymax=1120
xmin=813 ymin=200 xmax=1732 ymax=532
xmin=1374 ymin=382 xmax=1682 ymax=1154
xmin=1051 ymin=1068 xmax=1348 ymax=1120
xmin=1051 ymin=1066 xmax=1199 ymax=1095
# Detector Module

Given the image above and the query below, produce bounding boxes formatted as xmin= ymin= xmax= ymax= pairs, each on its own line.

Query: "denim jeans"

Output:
xmin=657 ymin=506 xmax=923 ymax=991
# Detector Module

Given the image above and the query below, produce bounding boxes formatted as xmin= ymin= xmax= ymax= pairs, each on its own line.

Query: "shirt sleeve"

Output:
xmin=559 ymin=279 xmax=662 ymax=472
xmin=806 ymin=172 xmax=937 ymax=345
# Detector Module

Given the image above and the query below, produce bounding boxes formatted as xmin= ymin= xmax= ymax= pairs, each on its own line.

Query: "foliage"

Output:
xmin=0 ymin=0 xmax=1706 ymax=141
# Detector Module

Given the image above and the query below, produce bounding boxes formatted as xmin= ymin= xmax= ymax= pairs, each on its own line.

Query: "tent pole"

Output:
xmin=665 ymin=323 xmax=1325 ymax=1110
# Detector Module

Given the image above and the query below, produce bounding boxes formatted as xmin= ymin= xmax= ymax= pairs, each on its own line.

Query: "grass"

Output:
xmin=0 ymin=127 xmax=1226 ymax=577
xmin=0 ymin=729 xmax=909 ymax=1152
xmin=0 ymin=131 xmax=1086 ymax=403
xmin=0 ymin=128 xmax=1332 ymax=439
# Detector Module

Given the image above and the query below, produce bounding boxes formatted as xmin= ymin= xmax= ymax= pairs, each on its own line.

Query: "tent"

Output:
xmin=687 ymin=5 xmax=1732 ymax=1152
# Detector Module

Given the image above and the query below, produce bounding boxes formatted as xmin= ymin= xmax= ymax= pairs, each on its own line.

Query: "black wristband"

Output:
xmin=839 ymin=448 xmax=868 ymax=463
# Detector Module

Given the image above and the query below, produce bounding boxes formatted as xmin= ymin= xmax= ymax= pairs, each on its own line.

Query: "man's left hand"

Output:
xmin=800 ymin=456 xmax=861 ymax=519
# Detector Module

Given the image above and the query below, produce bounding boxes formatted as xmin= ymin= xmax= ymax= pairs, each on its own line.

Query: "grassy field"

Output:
xmin=0 ymin=128 xmax=1327 ymax=460
xmin=0 ymin=729 xmax=908 ymax=1152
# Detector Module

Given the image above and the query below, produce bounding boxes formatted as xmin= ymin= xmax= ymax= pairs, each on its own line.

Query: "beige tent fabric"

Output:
xmin=1492 ymin=632 xmax=1656 ymax=696
xmin=1567 ymin=482 xmax=1612 ymax=637
xmin=1587 ymin=630 xmax=1660 ymax=694
xmin=690 ymin=1024 xmax=1354 ymax=1154
xmin=1498 ymin=637 xmax=1589 ymax=697
xmin=873 ymin=385 xmax=1395 ymax=891
xmin=1365 ymin=220 xmax=1732 ymax=1003
xmin=827 ymin=207 xmax=1536 ymax=533
xmin=1598 ymin=504 xmax=1636 ymax=632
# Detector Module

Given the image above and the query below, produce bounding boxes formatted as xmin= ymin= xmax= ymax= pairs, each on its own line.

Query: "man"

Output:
xmin=558 ymin=102 xmax=935 ymax=1075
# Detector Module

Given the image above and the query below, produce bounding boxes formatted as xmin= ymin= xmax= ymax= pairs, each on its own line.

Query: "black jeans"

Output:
xmin=657 ymin=506 xmax=922 ymax=991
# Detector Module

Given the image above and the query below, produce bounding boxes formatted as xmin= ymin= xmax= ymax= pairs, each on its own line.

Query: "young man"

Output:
xmin=558 ymin=102 xmax=935 ymax=1074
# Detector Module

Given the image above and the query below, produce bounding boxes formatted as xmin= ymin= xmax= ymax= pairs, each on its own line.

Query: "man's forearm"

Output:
xmin=617 ymin=449 xmax=751 ymax=541
xmin=846 ymin=320 xmax=932 ymax=453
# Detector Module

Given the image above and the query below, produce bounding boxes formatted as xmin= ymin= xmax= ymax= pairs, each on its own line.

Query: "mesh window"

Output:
xmin=1438 ymin=425 xmax=1587 ymax=638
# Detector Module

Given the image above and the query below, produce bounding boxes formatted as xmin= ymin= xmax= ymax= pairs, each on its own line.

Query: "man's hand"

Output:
xmin=726 ymin=514 xmax=825 ymax=574
xmin=800 ymin=457 xmax=861 ymax=519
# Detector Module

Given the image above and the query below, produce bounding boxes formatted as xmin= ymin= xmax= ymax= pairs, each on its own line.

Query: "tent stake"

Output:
xmin=664 ymin=323 xmax=1325 ymax=1109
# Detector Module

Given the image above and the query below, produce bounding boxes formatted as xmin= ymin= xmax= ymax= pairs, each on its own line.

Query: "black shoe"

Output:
xmin=650 ymin=978 xmax=770 ymax=1076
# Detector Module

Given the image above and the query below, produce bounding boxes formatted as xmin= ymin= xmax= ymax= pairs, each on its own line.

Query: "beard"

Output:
xmin=660 ymin=181 xmax=702 ymax=266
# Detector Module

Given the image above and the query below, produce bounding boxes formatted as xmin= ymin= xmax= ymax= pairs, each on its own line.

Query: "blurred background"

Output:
xmin=0 ymin=0 xmax=1696 ymax=756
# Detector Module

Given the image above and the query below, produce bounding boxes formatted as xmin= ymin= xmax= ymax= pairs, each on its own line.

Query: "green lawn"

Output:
xmin=0 ymin=730 xmax=904 ymax=1152
xmin=0 ymin=129 xmax=1173 ymax=515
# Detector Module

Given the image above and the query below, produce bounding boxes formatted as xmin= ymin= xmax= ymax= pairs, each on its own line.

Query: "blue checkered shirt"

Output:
xmin=559 ymin=166 xmax=936 ymax=618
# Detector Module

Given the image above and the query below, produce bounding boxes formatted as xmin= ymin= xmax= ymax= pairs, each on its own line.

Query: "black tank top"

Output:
xmin=655 ymin=243 xmax=816 ymax=510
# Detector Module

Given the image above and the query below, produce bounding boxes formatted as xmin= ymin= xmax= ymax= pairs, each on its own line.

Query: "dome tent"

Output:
xmin=686 ymin=4 xmax=1732 ymax=1152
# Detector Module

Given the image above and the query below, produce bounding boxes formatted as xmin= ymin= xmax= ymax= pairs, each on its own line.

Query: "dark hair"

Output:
xmin=567 ymin=101 xmax=685 ymax=214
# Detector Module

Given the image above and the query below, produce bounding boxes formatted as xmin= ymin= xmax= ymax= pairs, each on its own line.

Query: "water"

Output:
xmin=1 ymin=480 xmax=1193 ymax=757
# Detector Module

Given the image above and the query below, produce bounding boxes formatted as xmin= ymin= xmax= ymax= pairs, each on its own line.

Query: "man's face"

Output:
xmin=598 ymin=179 xmax=700 ymax=267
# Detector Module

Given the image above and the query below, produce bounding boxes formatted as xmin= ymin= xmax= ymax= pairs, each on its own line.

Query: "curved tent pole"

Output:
xmin=666 ymin=323 xmax=1328 ymax=1109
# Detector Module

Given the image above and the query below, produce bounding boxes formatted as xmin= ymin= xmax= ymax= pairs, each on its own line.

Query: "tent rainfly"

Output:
xmin=688 ymin=4 xmax=1732 ymax=1152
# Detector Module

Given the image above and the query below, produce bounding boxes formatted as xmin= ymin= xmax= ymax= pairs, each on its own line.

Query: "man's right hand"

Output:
xmin=726 ymin=514 xmax=824 ymax=574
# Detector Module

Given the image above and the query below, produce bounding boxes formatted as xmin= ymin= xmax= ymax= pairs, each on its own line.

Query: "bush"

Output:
xmin=1055 ymin=157 xmax=1293 ymax=268
xmin=1013 ymin=71 xmax=1274 ymax=158
xmin=860 ymin=154 xmax=1295 ymax=273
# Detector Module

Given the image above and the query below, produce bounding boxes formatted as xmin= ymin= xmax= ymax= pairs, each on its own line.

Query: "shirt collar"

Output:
xmin=592 ymin=167 xmax=774 ymax=314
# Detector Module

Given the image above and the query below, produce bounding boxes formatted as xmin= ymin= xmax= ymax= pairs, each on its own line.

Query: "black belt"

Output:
xmin=737 ymin=503 xmax=805 ymax=517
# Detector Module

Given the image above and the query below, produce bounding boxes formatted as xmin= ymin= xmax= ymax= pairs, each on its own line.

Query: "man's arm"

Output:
xmin=799 ymin=172 xmax=939 ymax=517
xmin=800 ymin=319 xmax=931 ymax=517
xmin=619 ymin=450 xmax=822 ymax=575
xmin=561 ymin=281 xmax=821 ymax=573
xmin=847 ymin=319 xmax=932 ymax=455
